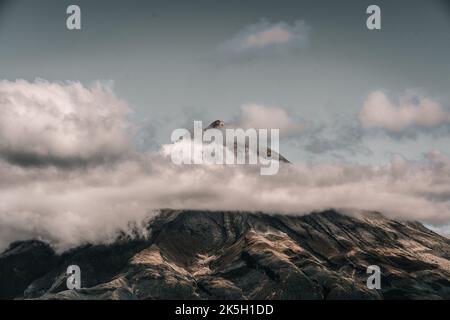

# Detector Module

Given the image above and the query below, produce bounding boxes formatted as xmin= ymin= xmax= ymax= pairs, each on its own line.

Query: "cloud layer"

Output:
xmin=0 ymin=80 xmax=449 ymax=252
xmin=1 ymin=149 xmax=450 ymax=252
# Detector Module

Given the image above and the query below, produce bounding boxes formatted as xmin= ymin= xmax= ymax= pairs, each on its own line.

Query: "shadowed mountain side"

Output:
xmin=1 ymin=210 xmax=450 ymax=300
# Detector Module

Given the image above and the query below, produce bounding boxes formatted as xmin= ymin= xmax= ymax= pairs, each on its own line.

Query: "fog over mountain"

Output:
xmin=0 ymin=80 xmax=450 ymax=252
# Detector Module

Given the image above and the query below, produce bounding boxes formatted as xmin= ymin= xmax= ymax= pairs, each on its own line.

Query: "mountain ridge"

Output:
xmin=1 ymin=209 xmax=450 ymax=300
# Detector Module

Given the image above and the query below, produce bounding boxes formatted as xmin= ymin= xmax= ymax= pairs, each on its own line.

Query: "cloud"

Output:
xmin=236 ymin=103 xmax=303 ymax=136
xmin=359 ymin=91 xmax=450 ymax=133
xmin=235 ymin=106 xmax=370 ymax=159
xmin=296 ymin=119 xmax=371 ymax=157
xmin=0 ymin=80 xmax=132 ymax=167
xmin=0 ymin=80 xmax=450 ymax=252
xmin=217 ymin=20 xmax=310 ymax=60
xmin=1 ymin=148 xmax=450 ymax=252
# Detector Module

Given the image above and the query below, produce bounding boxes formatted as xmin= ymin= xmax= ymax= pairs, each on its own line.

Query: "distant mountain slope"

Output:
xmin=1 ymin=210 xmax=450 ymax=300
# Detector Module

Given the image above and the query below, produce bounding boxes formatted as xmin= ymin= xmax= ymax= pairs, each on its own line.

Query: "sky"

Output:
xmin=0 ymin=0 xmax=449 ymax=163
xmin=0 ymin=0 xmax=450 ymax=250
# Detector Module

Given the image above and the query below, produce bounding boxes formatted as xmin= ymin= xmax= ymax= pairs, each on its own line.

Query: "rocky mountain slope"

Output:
xmin=1 ymin=210 xmax=450 ymax=300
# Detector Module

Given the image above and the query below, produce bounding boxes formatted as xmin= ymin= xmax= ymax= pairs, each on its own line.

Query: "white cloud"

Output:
xmin=1 ymin=149 xmax=450 ymax=252
xmin=237 ymin=103 xmax=303 ymax=136
xmin=241 ymin=25 xmax=293 ymax=49
xmin=359 ymin=91 xmax=450 ymax=132
xmin=0 ymin=80 xmax=132 ymax=166
xmin=1 ymin=80 xmax=450 ymax=252
xmin=218 ymin=20 xmax=310 ymax=59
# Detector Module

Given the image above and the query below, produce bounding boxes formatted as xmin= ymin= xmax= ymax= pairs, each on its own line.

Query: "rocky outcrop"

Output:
xmin=1 ymin=210 xmax=450 ymax=300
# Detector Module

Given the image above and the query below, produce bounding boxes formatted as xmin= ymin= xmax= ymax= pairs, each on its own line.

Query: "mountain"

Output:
xmin=1 ymin=210 xmax=450 ymax=300
xmin=204 ymin=119 xmax=291 ymax=163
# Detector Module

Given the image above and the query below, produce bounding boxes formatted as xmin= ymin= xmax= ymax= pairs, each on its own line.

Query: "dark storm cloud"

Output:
xmin=0 ymin=151 xmax=109 ymax=169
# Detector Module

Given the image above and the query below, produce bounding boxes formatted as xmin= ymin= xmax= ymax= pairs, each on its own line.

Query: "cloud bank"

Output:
xmin=359 ymin=91 xmax=450 ymax=133
xmin=1 ymin=150 xmax=450 ymax=252
xmin=0 ymin=80 xmax=449 ymax=252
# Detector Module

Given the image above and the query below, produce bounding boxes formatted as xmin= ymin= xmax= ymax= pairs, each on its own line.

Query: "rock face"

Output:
xmin=1 ymin=210 xmax=450 ymax=300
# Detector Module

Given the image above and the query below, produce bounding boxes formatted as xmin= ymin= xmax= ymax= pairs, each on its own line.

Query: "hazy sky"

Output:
xmin=1 ymin=0 xmax=450 ymax=249
xmin=0 ymin=0 xmax=449 ymax=163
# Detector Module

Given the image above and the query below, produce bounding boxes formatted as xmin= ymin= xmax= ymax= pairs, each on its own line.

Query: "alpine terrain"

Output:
xmin=1 ymin=210 xmax=450 ymax=300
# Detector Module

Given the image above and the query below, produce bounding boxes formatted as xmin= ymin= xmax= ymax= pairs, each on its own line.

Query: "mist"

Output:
xmin=1 ymin=80 xmax=449 ymax=252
